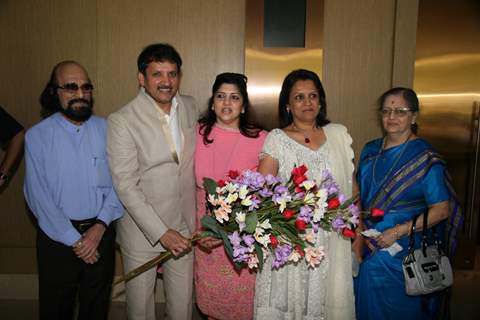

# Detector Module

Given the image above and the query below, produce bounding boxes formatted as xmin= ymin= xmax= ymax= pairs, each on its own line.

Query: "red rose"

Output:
xmin=370 ymin=208 xmax=385 ymax=218
xmin=270 ymin=235 xmax=279 ymax=248
xmin=295 ymin=219 xmax=307 ymax=232
xmin=291 ymin=165 xmax=308 ymax=177
xmin=227 ymin=170 xmax=240 ymax=179
xmin=217 ymin=179 xmax=226 ymax=187
xmin=294 ymin=186 xmax=303 ymax=193
xmin=342 ymin=228 xmax=356 ymax=238
xmin=327 ymin=198 xmax=340 ymax=209
xmin=295 ymin=245 xmax=305 ymax=257
xmin=293 ymin=174 xmax=307 ymax=186
xmin=282 ymin=209 xmax=295 ymax=220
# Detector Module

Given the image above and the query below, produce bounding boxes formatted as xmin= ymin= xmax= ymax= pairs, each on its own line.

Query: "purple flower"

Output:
xmin=272 ymin=244 xmax=293 ymax=269
xmin=338 ymin=193 xmax=346 ymax=204
xmin=293 ymin=191 xmax=305 ymax=200
xmin=228 ymin=231 xmax=242 ymax=247
xmin=248 ymin=197 xmax=261 ymax=210
xmin=259 ymin=187 xmax=273 ymax=198
xmin=348 ymin=204 xmax=360 ymax=217
xmin=274 ymin=185 xmax=288 ymax=195
xmin=238 ymin=170 xmax=265 ymax=190
xmin=332 ymin=217 xmax=346 ymax=231
xmin=299 ymin=206 xmax=313 ymax=223
xmin=265 ymin=174 xmax=280 ymax=186
xmin=242 ymin=234 xmax=256 ymax=247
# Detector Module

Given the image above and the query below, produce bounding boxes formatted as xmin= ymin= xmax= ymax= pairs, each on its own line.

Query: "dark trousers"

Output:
xmin=36 ymin=223 xmax=115 ymax=320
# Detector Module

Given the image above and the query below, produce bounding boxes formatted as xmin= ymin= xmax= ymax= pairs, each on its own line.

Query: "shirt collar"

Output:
xmin=141 ymin=87 xmax=178 ymax=117
xmin=53 ymin=112 xmax=87 ymax=134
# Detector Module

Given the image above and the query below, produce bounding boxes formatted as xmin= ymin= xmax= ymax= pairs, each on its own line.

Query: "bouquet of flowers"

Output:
xmin=201 ymin=165 xmax=359 ymax=270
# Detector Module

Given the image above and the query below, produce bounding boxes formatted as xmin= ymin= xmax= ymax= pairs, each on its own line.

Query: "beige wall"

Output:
xmin=323 ymin=0 xmax=418 ymax=155
xmin=0 ymin=0 xmax=418 ymax=292
xmin=0 ymin=0 xmax=245 ymax=274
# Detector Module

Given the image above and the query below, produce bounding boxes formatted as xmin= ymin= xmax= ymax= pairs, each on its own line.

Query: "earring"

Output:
xmin=211 ymin=106 xmax=214 ymax=110
xmin=241 ymin=109 xmax=245 ymax=114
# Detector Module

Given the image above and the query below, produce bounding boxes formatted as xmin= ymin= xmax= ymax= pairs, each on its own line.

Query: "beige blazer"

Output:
xmin=107 ymin=89 xmax=198 ymax=252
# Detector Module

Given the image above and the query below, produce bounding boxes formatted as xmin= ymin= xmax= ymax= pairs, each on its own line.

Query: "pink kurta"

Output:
xmin=194 ymin=125 xmax=266 ymax=320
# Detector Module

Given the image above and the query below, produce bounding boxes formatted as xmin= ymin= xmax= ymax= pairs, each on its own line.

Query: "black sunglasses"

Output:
xmin=57 ymin=83 xmax=94 ymax=93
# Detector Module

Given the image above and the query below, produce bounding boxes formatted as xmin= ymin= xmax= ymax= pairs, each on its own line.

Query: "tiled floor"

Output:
xmin=1 ymin=249 xmax=479 ymax=320
xmin=0 ymin=301 xmax=205 ymax=320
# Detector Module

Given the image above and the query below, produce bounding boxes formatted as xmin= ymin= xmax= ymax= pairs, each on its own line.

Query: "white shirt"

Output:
xmin=142 ymin=88 xmax=184 ymax=161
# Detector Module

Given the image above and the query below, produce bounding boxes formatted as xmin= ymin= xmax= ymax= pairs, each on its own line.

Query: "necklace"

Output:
xmin=214 ymin=122 xmax=240 ymax=132
xmin=372 ymin=133 xmax=412 ymax=187
xmin=292 ymin=122 xmax=316 ymax=144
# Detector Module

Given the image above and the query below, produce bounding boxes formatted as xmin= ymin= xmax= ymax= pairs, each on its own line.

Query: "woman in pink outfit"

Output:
xmin=194 ymin=73 xmax=266 ymax=320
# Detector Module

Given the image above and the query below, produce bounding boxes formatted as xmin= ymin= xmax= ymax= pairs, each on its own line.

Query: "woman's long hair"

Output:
xmin=198 ymin=72 xmax=261 ymax=145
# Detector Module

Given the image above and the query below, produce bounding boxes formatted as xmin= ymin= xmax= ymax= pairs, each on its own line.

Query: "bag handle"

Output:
xmin=407 ymin=214 xmax=419 ymax=254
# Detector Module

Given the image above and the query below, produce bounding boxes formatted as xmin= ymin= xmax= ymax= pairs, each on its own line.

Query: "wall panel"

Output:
xmin=0 ymin=0 xmax=97 ymax=273
xmin=323 ymin=0 xmax=418 ymax=157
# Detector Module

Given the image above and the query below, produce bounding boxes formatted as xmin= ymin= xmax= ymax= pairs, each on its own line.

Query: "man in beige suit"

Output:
xmin=107 ymin=43 xmax=198 ymax=320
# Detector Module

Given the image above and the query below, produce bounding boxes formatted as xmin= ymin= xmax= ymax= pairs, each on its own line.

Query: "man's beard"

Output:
xmin=61 ymin=98 xmax=93 ymax=122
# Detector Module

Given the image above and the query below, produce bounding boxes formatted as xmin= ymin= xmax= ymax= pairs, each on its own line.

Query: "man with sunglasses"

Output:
xmin=107 ymin=43 xmax=198 ymax=320
xmin=23 ymin=61 xmax=123 ymax=320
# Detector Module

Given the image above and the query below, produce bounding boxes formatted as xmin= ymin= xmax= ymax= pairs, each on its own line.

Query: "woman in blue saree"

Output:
xmin=354 ymin=87 xmax=462 ymax=320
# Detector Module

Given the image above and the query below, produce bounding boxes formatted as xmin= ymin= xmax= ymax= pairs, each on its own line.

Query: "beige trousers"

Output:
xmin=121 ymin=247 xmax=193 ymax=320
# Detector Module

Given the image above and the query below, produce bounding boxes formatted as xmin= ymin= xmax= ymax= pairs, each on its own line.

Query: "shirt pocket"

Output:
xmin=93 ymin=157 xmax=113 ymax=187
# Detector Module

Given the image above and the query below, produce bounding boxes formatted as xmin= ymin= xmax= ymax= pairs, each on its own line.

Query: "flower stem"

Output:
xmin=113 ymin=234 xmax=203 ymax=285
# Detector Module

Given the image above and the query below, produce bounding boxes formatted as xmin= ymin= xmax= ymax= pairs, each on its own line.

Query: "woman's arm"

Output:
xmin=351 ymin=174 xmax=365 ymax=261
xmin=0 ymin=128 xmax=25 ymax=187
xmin=257 ymin=154 xmax=279 ymax=176
xmin=375 ymin=201 xmax=449 ymax=248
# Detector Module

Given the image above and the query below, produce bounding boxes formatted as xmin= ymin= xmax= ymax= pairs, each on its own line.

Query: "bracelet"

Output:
xmin=393 ymin=224 xmax=400 ymax=240
xmin=95 ymin=219 xmax=108 ymax=228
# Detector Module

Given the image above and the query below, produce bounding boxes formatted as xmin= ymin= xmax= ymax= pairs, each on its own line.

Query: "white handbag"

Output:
xmin=402 ymin=212 xmax=453 ymax=296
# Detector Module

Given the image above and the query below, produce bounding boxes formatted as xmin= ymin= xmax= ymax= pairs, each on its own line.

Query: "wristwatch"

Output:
xmin=0 ymin=172 xmax=8 ymax=182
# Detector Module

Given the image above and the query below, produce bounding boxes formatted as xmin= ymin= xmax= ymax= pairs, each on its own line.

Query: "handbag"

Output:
xmin=402 ymin=211 xmax=453 ymax=295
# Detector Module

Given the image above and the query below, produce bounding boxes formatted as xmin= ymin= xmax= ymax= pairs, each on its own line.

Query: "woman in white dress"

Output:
xmin=254 ymin=69 xmax=357 ymax=320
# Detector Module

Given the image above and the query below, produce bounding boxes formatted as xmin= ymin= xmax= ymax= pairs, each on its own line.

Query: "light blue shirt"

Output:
xmin=24 ymin=113 xmax=123 ymax=246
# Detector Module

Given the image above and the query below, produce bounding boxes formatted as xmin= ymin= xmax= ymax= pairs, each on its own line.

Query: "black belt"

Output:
xmin=71 ymin=218 xmax=97 ymax=234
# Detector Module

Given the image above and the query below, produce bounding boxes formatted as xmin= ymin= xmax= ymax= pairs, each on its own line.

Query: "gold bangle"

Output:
xmin=394 ymin=224 xmax=400 ymax=240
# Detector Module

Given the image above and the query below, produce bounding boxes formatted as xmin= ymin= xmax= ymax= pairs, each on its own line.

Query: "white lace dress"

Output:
xmin=254 ymin=123 xmax=356 ymax=320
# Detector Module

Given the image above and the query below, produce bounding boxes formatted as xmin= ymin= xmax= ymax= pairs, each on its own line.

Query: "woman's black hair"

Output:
xmin=198 ymin=72 xmax=261 ymax=145
xmin=378 ymin=87 xmax=419 ymax=134
xmin=278 ymin=69 xmax=330 ymax=128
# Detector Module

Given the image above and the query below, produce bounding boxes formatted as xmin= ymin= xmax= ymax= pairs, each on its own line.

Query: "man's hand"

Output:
xmin=73 ymin=223 xmax=106 ymax=264
xmin=159 ymin=229 xmax=192 ymax=257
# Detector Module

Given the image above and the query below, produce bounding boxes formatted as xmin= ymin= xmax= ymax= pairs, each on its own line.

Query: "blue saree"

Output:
xmin=354 ymin=138 xmax=462 ymax=320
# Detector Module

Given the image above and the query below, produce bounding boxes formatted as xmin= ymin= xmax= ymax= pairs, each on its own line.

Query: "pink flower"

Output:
xmin=270 ymin=235 xmax=279 ymax=248
xmin=342 ymin=228 xmax=356 ymax=238
xmin=291 ymin=165 xmax=308 ymax=177
xmin=295 ymin=219 xmax=307 ymax=232
xmin=282 ymin=209 xmax=295 ymax=220
xmin=227 ymin=170 xmax=240 ymax=179
xmin=327 ymin=198 xmax=340 ymax=209
xmin=370 ymin=208 xmax=385 ymax=218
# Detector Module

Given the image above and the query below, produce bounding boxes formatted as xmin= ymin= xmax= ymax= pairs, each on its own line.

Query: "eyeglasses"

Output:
xmin=57 ymin=83 xmax=94 ymax=94
xmin=380 ymin=107 xmax=412 ymax=117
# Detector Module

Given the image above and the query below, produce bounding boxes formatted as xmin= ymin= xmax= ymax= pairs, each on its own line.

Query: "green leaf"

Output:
xmin=255 ymin=243 xmax=264 ymax=270
xmin=203 ymin=177 xmax=218 ymax=195
xmin=200 ymin=215 xmax=221 ymax=235
xmin=244 ymin=212 xmax=258 ymax=234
